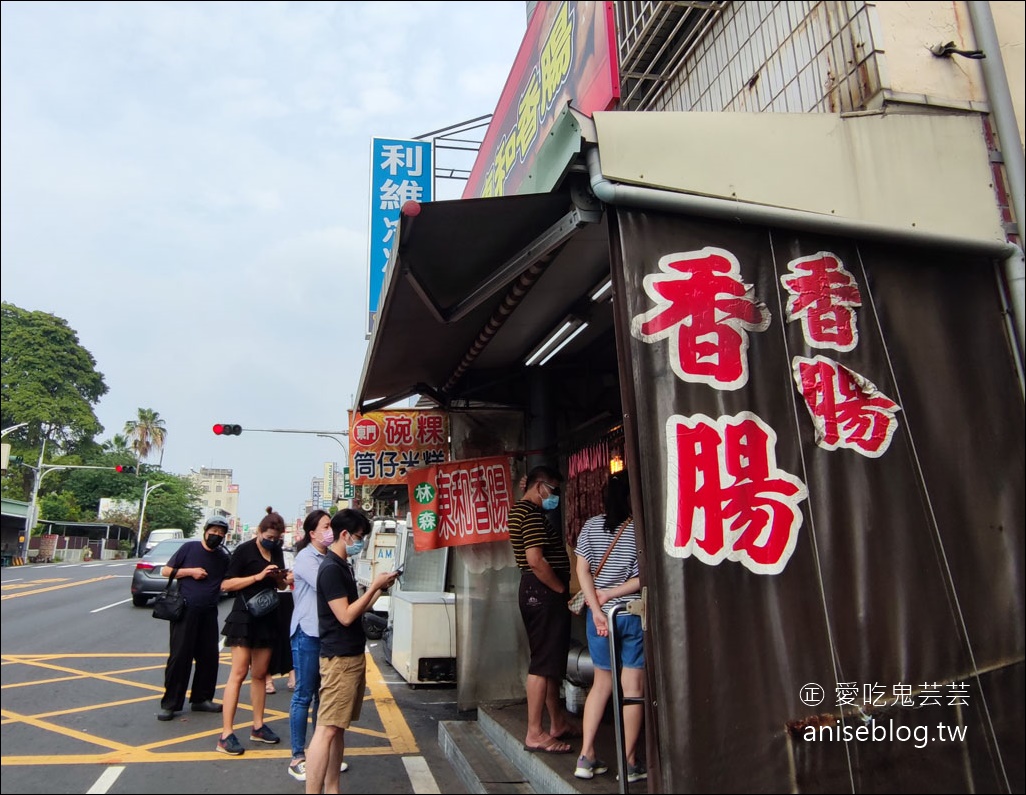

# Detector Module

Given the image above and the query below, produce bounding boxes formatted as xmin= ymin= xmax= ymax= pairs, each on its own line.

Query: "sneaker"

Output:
xmin=250 ymin=724 xmax=281 ymax=744
xmin=574 ymin=755 xmax=609 ymax=780
xmin=287 ymin=759 xmax=306 ymax=782
xmin=340 ymin=761 xmax=349 ymax=773
xmin=216 ymin=733 xmax=245 ymax=756
xmin=626 ymin=763 xmax=648 ymax=783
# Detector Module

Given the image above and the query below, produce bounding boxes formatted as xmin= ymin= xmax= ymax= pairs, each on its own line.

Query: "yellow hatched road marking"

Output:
xmin=1 ymin=579 xmax=69 ymax=591
xmin=0 ymin=575 xmax=115 ymax=599
xmin=0 ymin=649 xmax=420 ymax=765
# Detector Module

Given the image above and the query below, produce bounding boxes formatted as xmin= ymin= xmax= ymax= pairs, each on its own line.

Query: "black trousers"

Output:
xmin=161 ymin=604 xmax=220 ymax=710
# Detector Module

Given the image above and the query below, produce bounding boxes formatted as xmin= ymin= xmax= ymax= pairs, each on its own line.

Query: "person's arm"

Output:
xmin=160 ymin=546 xmax=203 ymax=579
xmin=526 ymin=546 xmax=567 ymax=593
xmin=326 ymin=570 xmax=399 ymax=627
xmin=595 ymin=576 xmax=640 ymax=606
xmin=292 ymin=548 xmax=319 ymax=588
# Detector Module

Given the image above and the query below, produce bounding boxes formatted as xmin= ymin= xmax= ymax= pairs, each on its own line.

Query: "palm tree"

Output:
xmin=102 ymin=433 xmax=133 ymax=455
xmin=124 ymin=408 xmax=167 ymax=464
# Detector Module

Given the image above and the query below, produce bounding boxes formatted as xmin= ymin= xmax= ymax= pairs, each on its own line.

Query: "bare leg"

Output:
xmin=249 ymin=647 xmax=272 ymax=729
xmin=305 ymin=724 xmax=337 ymax=794
xmin=221 ymin=646 xmax=251 ymax=739
xmin=579 ymin=667 xmax=612 ymax=761
xmin=525 ymin=674 xmax=570 ymax=751
xmin=322 ymin=729 xmax=345 ymax=794
xmin=621 ymin=666 xmax=645 ymax=766
xmin=546 ymin=677 xmax=576 ymax=738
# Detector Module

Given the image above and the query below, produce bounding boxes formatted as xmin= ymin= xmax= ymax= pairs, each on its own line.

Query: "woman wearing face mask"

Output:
xmin=216 ymin=507 xmax=292 ymax=756
xmin=285 ymin=510 xmax=349 ymax=781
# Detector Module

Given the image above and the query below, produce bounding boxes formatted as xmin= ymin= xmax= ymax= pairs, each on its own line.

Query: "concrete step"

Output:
xmin=439 ymin=719 xmax=535 ymax=794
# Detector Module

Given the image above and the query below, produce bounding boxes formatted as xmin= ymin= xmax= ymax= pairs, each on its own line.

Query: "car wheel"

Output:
xmin=132 ymin=594 xmax=149 ymax=607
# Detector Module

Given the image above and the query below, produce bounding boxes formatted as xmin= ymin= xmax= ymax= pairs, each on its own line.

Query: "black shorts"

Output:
xmin=518 ymin=570 xmax=571 ymax=679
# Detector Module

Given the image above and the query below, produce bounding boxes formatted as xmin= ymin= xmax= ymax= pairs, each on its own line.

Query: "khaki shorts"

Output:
xmin=316 ymin=654 xmax=366 ymax=728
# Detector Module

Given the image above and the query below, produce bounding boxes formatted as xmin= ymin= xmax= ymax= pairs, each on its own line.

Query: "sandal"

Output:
xmin=265 ymin=680 xmax=277 ymax=695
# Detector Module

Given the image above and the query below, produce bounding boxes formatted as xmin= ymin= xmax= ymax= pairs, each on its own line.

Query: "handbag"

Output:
xmin=569 ymin=518 xmax=631 ymax=615
xmin=152 ymin=568 xmax=187 ymax=621
xmin=245 ymin=588 xmax=280 ymax=618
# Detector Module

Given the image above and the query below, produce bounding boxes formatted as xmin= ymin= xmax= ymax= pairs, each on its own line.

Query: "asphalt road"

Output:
xmin=0 ymin=559 xmax=470 ymax=794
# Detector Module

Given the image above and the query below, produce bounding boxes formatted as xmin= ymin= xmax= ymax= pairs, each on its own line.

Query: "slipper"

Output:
xmin=552 ymin=727 xmax=582 ymax=740
xmin=524 ymin=738 xmax=573 ymax=754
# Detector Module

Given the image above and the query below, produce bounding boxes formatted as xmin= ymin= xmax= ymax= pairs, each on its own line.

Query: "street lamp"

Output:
xmin=20 ymin=439 xmax=125 ymax=562
xmin=136 ymin=481 xmax=167 ymax=557
xmin=2 ymin=422 xmax=29 ymax=438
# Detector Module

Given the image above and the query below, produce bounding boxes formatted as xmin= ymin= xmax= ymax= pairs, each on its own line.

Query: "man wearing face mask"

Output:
xmin=156 ymin=516 xmax=232 ymax=721
xmin=303 ymin=509 xmax=398 ymax=795
xmin=508 ymin=465 xmax=578 ymax=754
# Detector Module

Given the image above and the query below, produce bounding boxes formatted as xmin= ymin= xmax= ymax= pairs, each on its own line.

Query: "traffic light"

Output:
xmin=213 ymin=423 xmax=243 ymax=436
xmin=115 ymin=465 xmax=136 ymax=474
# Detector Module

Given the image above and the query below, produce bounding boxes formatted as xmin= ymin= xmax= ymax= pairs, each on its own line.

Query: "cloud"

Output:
xmin=1 ymin=1 xmax=528 ymax=523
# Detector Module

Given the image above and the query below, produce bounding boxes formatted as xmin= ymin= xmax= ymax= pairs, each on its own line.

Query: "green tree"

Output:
xmin=124 ymin=408 xmax=167 ymax=464
xmin=102 ymin=434 xmax=133 ymax=455
xmin=38 ymin=491 xmax=84 ymax=523
xmin=0 ymin=302 xmax=108 ymax=497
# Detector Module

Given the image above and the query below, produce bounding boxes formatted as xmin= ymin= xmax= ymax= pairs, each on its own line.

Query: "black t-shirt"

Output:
xmin=316 ymin=549 xmax=365 ymax=657
xmin=224 ymin=538 xmax=285 ymax=609
xmin=166 ymin=540 xmax=230 ymax=609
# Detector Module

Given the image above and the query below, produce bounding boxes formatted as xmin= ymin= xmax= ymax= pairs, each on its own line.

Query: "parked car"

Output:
xmin=130 ymin=538 xmax=190 ymax=607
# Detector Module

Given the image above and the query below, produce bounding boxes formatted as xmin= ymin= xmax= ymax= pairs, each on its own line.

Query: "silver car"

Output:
xmin=130 ymin=538 xmax=190 ymax=606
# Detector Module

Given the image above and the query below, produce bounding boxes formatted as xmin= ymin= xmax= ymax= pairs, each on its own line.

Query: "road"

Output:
xmin=0 ymin=559 xmax=470 ymax=794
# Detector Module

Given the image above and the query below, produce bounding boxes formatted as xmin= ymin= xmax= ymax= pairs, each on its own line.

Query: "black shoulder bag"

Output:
xmin=152 ymin=567 xmax=187 ymax=621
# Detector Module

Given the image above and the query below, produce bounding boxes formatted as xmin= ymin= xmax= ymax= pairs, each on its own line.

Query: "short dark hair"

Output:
xmin=526 ymin=465 xmax=562 ymax=489
xmin=329 ymin=508 xmax=371 ymax=542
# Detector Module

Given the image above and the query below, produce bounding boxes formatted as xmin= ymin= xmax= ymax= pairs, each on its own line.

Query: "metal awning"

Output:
xmin=356 ymin=182 xmax=611 ymax=411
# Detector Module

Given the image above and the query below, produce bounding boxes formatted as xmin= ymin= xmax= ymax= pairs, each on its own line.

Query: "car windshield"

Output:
xmin=146 ymin=538 xmax=190 ymax=562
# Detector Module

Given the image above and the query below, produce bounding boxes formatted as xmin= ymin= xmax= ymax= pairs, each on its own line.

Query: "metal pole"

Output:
xmin=20 ymin=439 xmax=45 ymax=563
xmin=136 ymin=481 xmax=166 ymax=557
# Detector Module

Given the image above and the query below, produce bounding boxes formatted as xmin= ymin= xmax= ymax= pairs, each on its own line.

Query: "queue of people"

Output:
xmin=157 ymin=469 xmax=645 ymax=788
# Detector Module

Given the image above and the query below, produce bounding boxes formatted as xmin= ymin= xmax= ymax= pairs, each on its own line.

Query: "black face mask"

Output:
xmin=205 ymin=533 xmax=224 ymax=549
xmin=260 ymin=537 xmax=282 ymax=551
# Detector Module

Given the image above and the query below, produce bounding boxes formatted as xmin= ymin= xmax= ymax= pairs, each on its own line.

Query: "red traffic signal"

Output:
xmin=213 ymin=423 xmax=242 ymax=436
xmin=115 ymin=464 xmax=136 ymax=474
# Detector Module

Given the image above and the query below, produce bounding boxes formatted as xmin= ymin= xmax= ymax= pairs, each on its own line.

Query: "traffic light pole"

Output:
xmin=20 ymin=439 xmax=132 ymax=563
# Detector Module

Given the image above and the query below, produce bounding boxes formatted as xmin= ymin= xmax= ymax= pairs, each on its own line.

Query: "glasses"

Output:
xmin=540 ymin=482 xmax=561 ymax=495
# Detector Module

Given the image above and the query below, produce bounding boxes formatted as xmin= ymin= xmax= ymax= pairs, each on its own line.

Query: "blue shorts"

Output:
xmin=586 ymin=609 xmax=644 ymax=671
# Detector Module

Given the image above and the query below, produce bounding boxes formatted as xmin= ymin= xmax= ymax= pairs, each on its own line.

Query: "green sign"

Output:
xmin=342 ymin=467 xmax=354 ymax=499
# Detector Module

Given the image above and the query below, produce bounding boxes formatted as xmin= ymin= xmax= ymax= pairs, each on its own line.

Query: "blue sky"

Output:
xmin=1 ymin=1 xmax=529 ymax=526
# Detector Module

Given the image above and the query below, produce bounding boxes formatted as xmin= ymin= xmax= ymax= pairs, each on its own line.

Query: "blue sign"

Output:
xmin=367 ymin=137 xmax=433 ymax=334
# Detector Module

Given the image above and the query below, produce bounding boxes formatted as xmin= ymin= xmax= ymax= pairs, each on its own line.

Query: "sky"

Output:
xmin=1 ymin=1 xmax=530 ymax=527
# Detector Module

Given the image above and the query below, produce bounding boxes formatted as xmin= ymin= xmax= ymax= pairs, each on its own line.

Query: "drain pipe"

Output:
xmin=585 ymin=147 xmax=1025 ymax=396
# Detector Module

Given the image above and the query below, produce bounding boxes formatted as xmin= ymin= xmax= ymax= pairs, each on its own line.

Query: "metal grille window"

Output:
xmin=616 ymin=1 xmax=728 ymax=110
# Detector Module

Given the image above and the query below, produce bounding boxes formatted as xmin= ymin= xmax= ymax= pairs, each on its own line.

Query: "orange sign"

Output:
xmin=407 ymin=456 xmax=514 ymax=551
xmin=348 ymin=409 xmax=449 ymax=486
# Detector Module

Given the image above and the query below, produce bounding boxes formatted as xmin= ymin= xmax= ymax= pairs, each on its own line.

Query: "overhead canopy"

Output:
xmin=356 ymin=181 xmax=612 ymax=411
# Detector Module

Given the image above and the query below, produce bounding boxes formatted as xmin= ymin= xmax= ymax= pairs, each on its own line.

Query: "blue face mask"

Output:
xmin=260 ymin=537 xmax=282 ymax=551
xmin=542 ymin=495 xmax=560 ymax=511
xmin=345 ymin=537 xmax=365 ymax=557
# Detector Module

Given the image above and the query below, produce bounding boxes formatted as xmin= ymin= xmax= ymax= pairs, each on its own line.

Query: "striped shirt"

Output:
xmin=508 ymin=499 xmax=571 ymax=574
xmin=574 ymin=514 xmax=639 ymax=615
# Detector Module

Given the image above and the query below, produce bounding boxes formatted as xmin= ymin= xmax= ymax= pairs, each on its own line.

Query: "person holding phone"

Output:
xmin=216 ymin=507 xmax=292 ymax=756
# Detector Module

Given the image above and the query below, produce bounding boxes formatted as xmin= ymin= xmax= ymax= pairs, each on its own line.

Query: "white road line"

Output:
xmin=402 ymin=756 xmax=441 ymax=794
xmin=91 ymin=598 xmax=134 ymax=613
xmin=85 ymin=766 xmax=125 ymax=794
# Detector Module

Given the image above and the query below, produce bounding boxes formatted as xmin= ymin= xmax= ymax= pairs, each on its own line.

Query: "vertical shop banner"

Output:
xmin=407 ymin=456 xmax=514 ymax=551
xmin=616 ymin=208 xmax=1025 ymax=792
xmin=463 ymin=1 xmax=618 ymax=199
xmin=367 ymin=137 xmax=434 ymax=333
xmin=348 ymin=409 xmax=449 ymax=486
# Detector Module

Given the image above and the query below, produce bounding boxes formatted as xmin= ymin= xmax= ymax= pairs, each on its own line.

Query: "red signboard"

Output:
xmin=348 ymin=409 xmax=449 ymax=486
xmin=406 ymin=456 xmax=514 ymax=551
xmin=463 ymin=1 xmax=619 ymax=199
